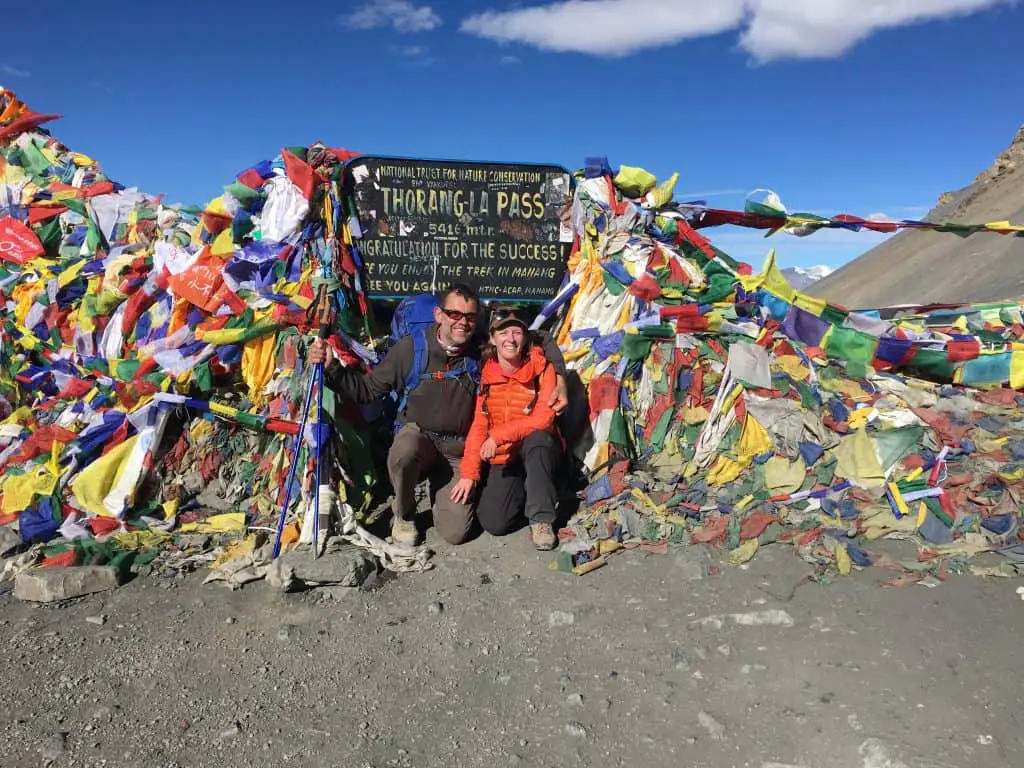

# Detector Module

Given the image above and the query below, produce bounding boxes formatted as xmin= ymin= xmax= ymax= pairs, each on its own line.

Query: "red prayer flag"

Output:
xmin=168 ymin=248 xmax=225 ymax=312
xmin=237 ymin=168 xmax=266 ymax=189
xmin=283 ymin=150 xmax=317 ymax=200
xmin=28 ymin=205 xmax=66 ymax=225
xmin=0 ymin=216 xmax=45 ymax=264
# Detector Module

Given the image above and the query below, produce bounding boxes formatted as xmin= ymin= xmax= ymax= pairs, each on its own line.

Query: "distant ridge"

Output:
xmin=810 ymin=125 xmax=1024 ymax=308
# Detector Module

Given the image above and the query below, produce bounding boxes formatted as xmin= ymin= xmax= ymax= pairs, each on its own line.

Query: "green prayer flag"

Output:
xmin=819 ymin=305 xmax=848 ymax=327
xmin=649 ymin=407 xmax=674 ymax=449
xmin=33 ymin=218 xmax=62 ymax=253
xmin=225 ymin=180 xmax=264 ymax=210
xmin=608 ymin=408 xmax=631 ymax=451
xmin=872 ymin=426 xmax=925 ymax=472
xmin=697 ymin=272 xmax=736 ymax=303
xmin=602 ymin=270 xmax=626 ymax=296
xmin=620 ymin=334 xmax=653 ymax=361
xmin=113 ymin=359 xmax=141 ymax=381
xmin=824 ymin=326 xmax=877 ymax=367
xmin=906 ymin=347 xmax=956 ymax=382
xmin=193 ymin=362 xmax=213 ymax=393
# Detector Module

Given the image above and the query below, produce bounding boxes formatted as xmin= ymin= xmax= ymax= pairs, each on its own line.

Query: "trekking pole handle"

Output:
xmin=314 ymin=283 xmax=332 ymax=340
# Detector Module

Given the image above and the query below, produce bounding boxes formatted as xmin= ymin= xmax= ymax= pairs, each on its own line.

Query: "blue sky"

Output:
xmin=3 ymin=0 xmax=1022 ymax=272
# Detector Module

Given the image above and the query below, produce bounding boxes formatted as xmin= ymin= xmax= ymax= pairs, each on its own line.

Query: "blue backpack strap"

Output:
xmin=408 ymin=329 xmax=428 ymax=391
xmin=394 ymin=329 xmax=429 ymax=432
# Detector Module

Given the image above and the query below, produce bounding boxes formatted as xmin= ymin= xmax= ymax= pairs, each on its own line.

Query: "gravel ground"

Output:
xmin=1 ymin=528 xmax=1022 ymax=768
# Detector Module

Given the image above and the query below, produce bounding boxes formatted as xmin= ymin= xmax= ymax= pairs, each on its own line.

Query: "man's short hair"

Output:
xmin=439 ymin=283 xmax=480 ymax=310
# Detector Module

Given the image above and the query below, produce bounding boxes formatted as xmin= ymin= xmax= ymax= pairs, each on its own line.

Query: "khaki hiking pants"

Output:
xmin=387 ymin=423 xmax=474 ymax=545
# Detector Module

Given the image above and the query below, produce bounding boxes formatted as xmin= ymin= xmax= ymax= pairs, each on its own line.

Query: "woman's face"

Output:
xmin=491 ymin=325 xmax=526 ymax=364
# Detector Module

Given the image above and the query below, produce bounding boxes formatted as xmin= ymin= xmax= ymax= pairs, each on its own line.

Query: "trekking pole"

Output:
xmin=271 ymin=361 xmax=316 ymax=560
xmin=311 ymin=281 xmax=333 ymax=559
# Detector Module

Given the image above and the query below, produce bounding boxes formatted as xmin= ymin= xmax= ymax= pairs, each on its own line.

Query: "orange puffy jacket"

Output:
xmin=460 ymin=345 xmax=557 ymax=482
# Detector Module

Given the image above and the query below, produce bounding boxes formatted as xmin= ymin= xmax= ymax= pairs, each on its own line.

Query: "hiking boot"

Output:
xmin=530 ymin=522 xmax=556 ymax=551
xmin=391 ymin=518 xmax=418 ymax=548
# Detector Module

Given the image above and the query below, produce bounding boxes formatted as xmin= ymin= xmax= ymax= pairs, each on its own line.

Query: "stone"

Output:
xmin=176 ymin=534 xmax=212 ymax=550
xmin=86 ymin=615 xmax=106 ymax=626
xmin=15 ymin=566 xmax=120 ymax=603
xmin=38 ymin=732 xmax=67 ymax=762
xmin=181 ymin=471 xmax=205 ymax=495
xmin=225 ymin=617 xmax=236 ymax=625
xmin=670 ymin=650 xmax=691 ymax=671
xmin=567 ymin=694 xmax=584 ymax=707
xmin=692 ymin=610 xmax=795 ymax=630
xmin=280 ymin=544 xmax=375 ymax=589
xmin=219 ymin=722 xmax=242 ymax=741
xmin=674 ymin=544 xmax=713 ymax=581
xmin=858 ymin=739 xmax=909 ymax=768
xmin=0 ymin=524 xmax=21 ymax=557
xmin=548 ymin=611 xmax=575 ymax=628
xmin=427 ymin=602 xmax=443 ymax=616
xmin=278 ymin=625 xmax=298 ymax=642
xmin=563 ymin=722 xmax=588 ymax=739
xmin=266 ymin=560 xmax=297 ymax=592
xmin=697 ymin=710 xmax=725 ymax=741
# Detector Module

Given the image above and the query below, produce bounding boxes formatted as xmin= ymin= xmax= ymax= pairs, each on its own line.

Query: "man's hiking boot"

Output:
xmin=530 ymin=522 xmax=556 ymax=551
xmin=391 ymin=518 xmax=418 ymax=548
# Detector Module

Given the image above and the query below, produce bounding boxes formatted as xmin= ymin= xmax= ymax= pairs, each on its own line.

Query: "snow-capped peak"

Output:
xmin=791 ymin=265 xmax=834 ymax=279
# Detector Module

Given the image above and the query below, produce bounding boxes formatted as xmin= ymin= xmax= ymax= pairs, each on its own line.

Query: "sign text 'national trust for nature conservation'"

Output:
xmin=344 ymin=157 xmax=574 ymax=301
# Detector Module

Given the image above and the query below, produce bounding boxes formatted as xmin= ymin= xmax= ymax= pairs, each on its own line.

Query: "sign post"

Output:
xmin=343 ymin=157 xmax=574 ymax=302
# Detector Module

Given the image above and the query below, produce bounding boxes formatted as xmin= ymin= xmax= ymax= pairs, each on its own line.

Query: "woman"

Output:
xmin=450 ymin=307 xmax=562 ymax=550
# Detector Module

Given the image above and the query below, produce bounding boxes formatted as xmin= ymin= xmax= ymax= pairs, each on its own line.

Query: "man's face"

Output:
xmin=434 ymin=294 xmax=479 ymax=348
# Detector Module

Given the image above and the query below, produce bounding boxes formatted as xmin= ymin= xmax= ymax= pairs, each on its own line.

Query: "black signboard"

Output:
xmin=344 ymin=156 xmax=574 ymax=302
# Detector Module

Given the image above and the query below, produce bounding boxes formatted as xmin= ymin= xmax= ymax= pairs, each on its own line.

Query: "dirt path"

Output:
xmin=1 ymin=530 xmax=1022 ymax=768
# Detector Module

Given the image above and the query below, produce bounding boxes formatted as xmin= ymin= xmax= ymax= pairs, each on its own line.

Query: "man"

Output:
xmin=308 ymin=283 xmax=568 ymax=547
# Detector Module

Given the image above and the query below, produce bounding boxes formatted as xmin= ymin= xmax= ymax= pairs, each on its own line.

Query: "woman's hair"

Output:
xmin=481 ymin=327 xmax=533 ymax=364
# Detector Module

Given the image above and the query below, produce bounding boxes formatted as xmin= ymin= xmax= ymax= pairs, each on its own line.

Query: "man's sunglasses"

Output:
xmin=441 ymin=308 xmax=478 ymax=323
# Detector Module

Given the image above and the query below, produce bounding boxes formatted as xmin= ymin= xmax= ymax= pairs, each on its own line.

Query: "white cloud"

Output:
xmin=343 ymin=0 xmax=441 ymax=33
xmin=460 ymin=0 xmax=1014 ymax=61
xmin=1 ymin=64 xmax=30 ymax=78
xmin=741 ymin=0 xmax=1014 ymax=61
xmin=461 ymin=1 xmax=745 ymax=56
xmin=499 ymin=55 xmax=522 ymax=65
xmin=866 ymin=211 xmax=891 ymax=222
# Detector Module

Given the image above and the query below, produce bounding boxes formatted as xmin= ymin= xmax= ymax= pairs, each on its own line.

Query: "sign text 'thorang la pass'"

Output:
xmin=344 ymin=157 xmax=574 ymax=302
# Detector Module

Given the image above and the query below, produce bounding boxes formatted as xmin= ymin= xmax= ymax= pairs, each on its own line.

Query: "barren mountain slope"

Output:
xmin=810 ymin=125 xmax=1024 ymax=308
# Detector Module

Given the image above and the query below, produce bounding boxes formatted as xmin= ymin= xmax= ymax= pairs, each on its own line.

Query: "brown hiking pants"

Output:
xmin=386 ymin=423 xmax=474 ymax=545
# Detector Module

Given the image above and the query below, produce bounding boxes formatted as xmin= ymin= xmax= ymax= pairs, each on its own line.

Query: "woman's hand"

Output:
xmin=480 ymin=437 xmax=497 ymax=461
xmin=450 ymin=477 xmax=476 ymax=505
xmin=548 ymin=374 xmax=568 ymax=416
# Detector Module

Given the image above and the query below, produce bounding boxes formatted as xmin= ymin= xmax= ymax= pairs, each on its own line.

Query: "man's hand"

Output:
xmin=548 ymin=374 xmax=568 ymax=416
xmin=309 ymin=338 xmax=335 ymax=367
xmin=480 ymin=437 xmax=497 ymax=461
xmin=450 ymin=477 xmax=476 ymax=505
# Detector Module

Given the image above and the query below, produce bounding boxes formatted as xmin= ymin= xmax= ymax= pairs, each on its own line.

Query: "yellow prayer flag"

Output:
xmin=1 ymin=466 xmax=58 ymax=515
xmin=1010 ymin=346 xmax=1024 ymax=390
xmin=70 ymin=435 xmax=140 ymax=518
xmin=794 ymin=292 xmax=827 ymax=317
xmin=836 ymin=544 xmax=853 ymax=576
